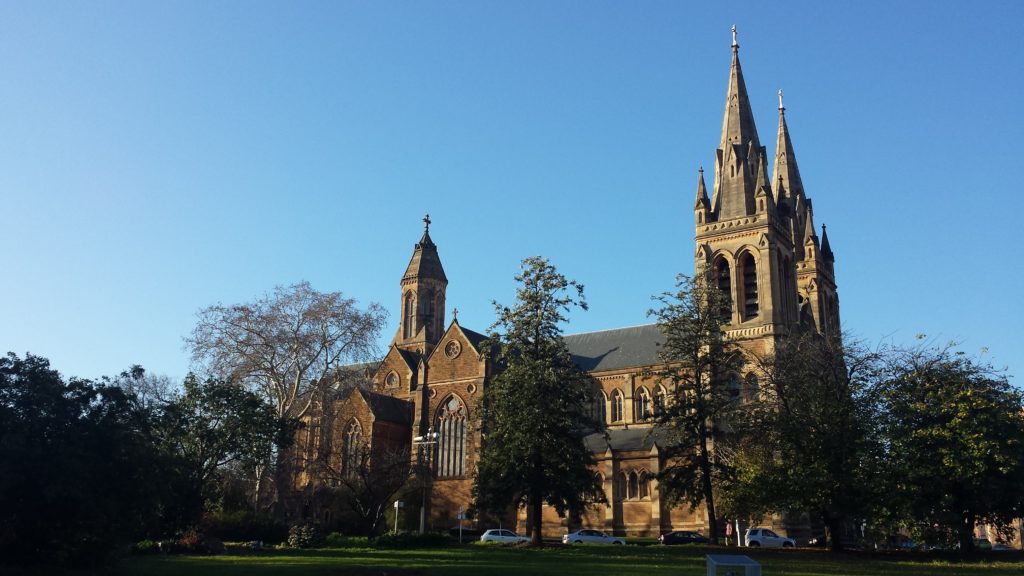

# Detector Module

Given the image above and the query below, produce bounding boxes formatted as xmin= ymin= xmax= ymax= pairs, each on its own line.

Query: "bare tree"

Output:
xmin=312 ymin=444 xmax=412 ymax=535
xmin=186 ymin=281 xmax=388 ymax=510
xmin=187 ymin=281 xmax=387 ymax=421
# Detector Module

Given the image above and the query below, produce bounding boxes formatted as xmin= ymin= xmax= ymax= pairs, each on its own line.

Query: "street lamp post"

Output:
xmin=413 ymin=428 xmax=439 ymax=534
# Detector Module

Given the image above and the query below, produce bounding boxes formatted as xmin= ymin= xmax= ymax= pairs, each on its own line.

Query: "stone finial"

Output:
xmin=778 ymin=89 xmax=784 ymax=111
xmin=731 ymin=25 xmax=738 ymax=48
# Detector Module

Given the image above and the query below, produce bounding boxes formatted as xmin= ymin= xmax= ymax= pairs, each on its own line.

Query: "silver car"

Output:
xmin=562 ymin=529 xmax=625 ymax=545
xmin=480 ymin=529 xmax=530 ymax=544
xmin=744 ymin=527 xmax=796 ymax=548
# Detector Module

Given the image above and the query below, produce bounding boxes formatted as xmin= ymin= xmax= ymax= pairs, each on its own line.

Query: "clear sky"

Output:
xmin=1 ymin=1 xmax=1021 ymax=383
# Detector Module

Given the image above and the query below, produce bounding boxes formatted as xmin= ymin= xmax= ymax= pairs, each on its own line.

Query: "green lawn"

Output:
xmin=115 ymin=544 xmax=1024 ymax=576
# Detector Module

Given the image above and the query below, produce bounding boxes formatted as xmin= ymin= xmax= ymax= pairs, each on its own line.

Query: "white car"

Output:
xmin=480 ymin=529 xmax=530 ymax=544
xmin=562 ymin=529 xmax=625 ymax=545
xmin=744 ymin=527 xmax=796 ymax=548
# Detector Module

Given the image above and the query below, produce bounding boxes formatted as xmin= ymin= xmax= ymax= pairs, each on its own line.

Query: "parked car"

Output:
xmin=479 ymin=529 xmax=530 ymax=544
xmin=974 ymin=538 xmax=993 ymax=551
xmin=659 ymin=531 xmax=709 ymax=545
xmin=562 ymin=529 xmax=625 ymax=545
xmin=744 ymin=528 xmax=796 ymax=548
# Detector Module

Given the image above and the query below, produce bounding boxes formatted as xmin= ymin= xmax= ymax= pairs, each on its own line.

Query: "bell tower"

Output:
xmin=395 ymin=214 xmax=448 ymax=354
xmin=693 ymin=27 xmax=840 ymax=353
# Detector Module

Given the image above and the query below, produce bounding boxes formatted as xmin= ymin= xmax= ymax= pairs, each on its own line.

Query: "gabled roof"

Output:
xmin=583 ymin=427 xmax=669 ymax=454
xmin=357 ymin=388 xmax=413 ymax=425
xmin=461 ymin=326 xmax=489 ymax=351
xmin=563 ymin=324 xmax=664 ymax=372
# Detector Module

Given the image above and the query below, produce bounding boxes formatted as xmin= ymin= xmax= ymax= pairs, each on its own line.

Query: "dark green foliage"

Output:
xmin=472 ymin=257 xmax=603 ymax=545
xmin=729 ymin=333 xmax=883 ymax=550
xmin=875 ymin=341 xmax=1024 ymax=552
xmin=131 ymin=540 xmax=161 ymax=555
xmin=155 ymin=374 xmax=283 ymax=522
xmin=372 ymin=531 xmax=452 ymax=548
xmin=0 ymin=353 xmax=167 ymax=567
xmin=648 ymin=270 xmax=745 ymax=545
xmin=200 ymin=510 xmax=288 ymax=544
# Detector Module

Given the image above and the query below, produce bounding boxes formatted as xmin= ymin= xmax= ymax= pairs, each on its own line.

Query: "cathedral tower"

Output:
xmin=695 ymin=27 xmax=839 ymax=352
xmin=395 ymin=214 xmax=448 ymax=354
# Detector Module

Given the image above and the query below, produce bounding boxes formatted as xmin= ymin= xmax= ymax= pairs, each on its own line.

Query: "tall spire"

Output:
xmin=773 ymin=89 xmax=805 ymax=202
xmin=712 ymin=26 xmax=764 ymax=221
xmin=719 ymin=26 xmax=761 ymax=152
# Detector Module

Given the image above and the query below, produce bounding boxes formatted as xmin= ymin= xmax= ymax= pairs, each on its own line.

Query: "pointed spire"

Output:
xmin=754 ymin=152 xmax=775 ymax=215
xmin=773 ymin=89 xmax=805 ymax=202
xmin=694 ymin=166 xmax=710 ymax=210
xmin=821 ymin=224 xmax=834 ymax=262
xmin=719 ymin=26 xmax=760 ymax=152
xmin=403 ymin=215 xmax=447 ymax=283
xmin=712 ymin=26 xmax=762 ymax=221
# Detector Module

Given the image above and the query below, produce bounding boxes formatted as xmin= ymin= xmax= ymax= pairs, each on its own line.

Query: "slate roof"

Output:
xmin=583 ymin=427 xmax=669 ymax=454
xmin=563 ymin=324 xmax=664 ymax=372
xmin=358 ymin=388 xmax=414 ymax=425
xmin=460 ymin=326 xmax=489 ymax=351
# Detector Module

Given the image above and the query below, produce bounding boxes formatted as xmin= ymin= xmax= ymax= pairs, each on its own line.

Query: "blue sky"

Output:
xmin=1 ymin=1 xmax=1021 ymax=383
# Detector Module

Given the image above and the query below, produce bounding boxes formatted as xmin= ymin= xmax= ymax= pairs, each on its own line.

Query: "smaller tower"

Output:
xmin=396 ymin=214 xmax=448 ymax=354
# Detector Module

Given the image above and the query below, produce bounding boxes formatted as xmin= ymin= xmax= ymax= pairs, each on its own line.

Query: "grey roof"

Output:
xmin=563 ymin=324 xmax=664 ymax=372
xmin=583 ymin=427 xmax=669 ymax=454
xmin=461 ymin=326 xmax=489 ymax=351
xmin=358 ymin=388 xmax=414 ymax=425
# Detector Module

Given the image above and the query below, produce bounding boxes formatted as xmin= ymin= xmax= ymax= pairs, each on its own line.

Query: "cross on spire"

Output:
xmin=778 ymin=89 xmax=785 ymax=111
xmin=731 ymin=25 xmax=738 ymax=48
xmin=423 ymin=213 xmax=431 ymax=232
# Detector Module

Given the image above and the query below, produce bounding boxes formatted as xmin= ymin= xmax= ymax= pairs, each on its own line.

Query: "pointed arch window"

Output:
xmin=627 ymin=471 xmax=639 ymax=500
xmin=744 ymin=373 xmax=759 ymax=402
xmin=654 ymin=385 xmax=668 ymax=415
xmin=615 ymin=472 xmax=627 ymax=501
xmin=635 ymin=388 xmax=651 ymax=421
xmin=727 ymin=373 xmax=741 ymax=405
xmin=434 ymin=396 xmax=467 ymax=477
xmin=403 ymin=292 xmax=415 ymax=339
xmin=343 ymin=420 xmax=362 ymax=479
xmin=638 ymin=471 xmax=650 ymax=499
xmin=595 ymin=391 xmax=608 ymax=426
xmin=715 ymin=258 xmax=733 ymax=321
xmin=740 ymin=252 xmax=759 ymax=321
xmin=611 ymin=390 xmax=624 ymax=423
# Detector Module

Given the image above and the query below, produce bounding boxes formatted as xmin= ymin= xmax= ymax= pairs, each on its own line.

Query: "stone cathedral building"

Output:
xmin=291 ymin=31 xmax=839 ymax=538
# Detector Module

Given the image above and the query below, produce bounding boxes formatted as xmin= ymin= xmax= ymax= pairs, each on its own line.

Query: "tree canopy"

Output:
xmin=875 ymin=341 xmax=1024 ymax=551
xmin=472 ymin=257 xmax=603 ymax=545
xmin=729 ymin=333 xmax=883 ymax=550
xmin=648 ymin=269 xmax=745 ymax=545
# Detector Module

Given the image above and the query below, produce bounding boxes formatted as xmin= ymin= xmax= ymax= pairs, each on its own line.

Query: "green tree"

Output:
xmin=472 ymin=257 xmax=603 ymax=545
xmin=648 ymin=270 xmax=745 ymax=545
xmin=0 ymin=353 xmax=166 ymax=567
xmin=156 ymin=374 xmax=283 ymax=519
xmin=876 ymin=341 xmax=1024 ymax=552
xmin=729 ymin=333 xmax=883 ymax=551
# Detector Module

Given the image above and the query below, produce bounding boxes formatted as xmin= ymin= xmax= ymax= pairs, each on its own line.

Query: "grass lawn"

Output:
xmin=116 ymin=544 xmax=1024 ymax=576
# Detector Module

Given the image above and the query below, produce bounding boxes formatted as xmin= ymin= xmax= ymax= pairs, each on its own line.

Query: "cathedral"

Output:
xmin=291 ymin=29 xmax=840 ymax=538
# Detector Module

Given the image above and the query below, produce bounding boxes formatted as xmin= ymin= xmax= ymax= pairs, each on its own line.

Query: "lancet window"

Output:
xmin=434 ymin=396 xmax=467 ymax=477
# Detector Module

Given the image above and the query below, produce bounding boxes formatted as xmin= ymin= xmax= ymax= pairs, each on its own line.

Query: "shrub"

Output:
xmin=288 ymin=524 xmax=324 ymax=548
xmin=131 ymin=540 xmax=161 ymax=555
xmin=201 ymin=510 xmax=288 ymax=544
xmin=372 ymin=531 xmax=452 ymax=548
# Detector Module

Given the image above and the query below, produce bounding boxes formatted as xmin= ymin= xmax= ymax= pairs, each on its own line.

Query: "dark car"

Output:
xmin=659 ymin=530 xmax=709 ymax=545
